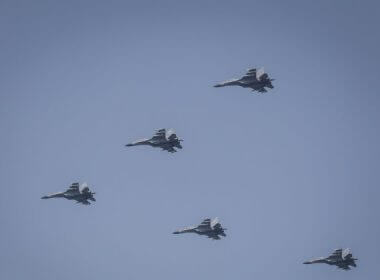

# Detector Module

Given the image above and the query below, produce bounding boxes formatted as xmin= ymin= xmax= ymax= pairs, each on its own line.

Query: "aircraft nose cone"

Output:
xmin=125 ymin=143 xmax=133 ymax=147
xmin=173 ymin=231 xmax=180 ymax=234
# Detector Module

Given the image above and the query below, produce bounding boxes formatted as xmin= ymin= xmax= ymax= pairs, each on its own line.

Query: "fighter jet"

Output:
xmin=173 ymin=218 xmax=226 ymax=240
xmin=303 ymin=248 xmax=358 ymax=270
xmin=214 ymin=68 xmax=274 ymax=93
xmin=41 ymin=182 xmax=96 ymax=205
xmin=125 ymin=128 xmax=183 ymax=153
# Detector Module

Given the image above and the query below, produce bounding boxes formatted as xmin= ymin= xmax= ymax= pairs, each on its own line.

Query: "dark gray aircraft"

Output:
xmin=41 ymin=182 xmax=96 ymax=205
xmin=214 ymin=68 xmax=274 ymax=93
xmin=303 ymin=248 xmax=358 ymax=270
xmin=173 ymin=218 xmax=226 ymax=240
xmin=126 ymin=128 xmax=183 ymax=153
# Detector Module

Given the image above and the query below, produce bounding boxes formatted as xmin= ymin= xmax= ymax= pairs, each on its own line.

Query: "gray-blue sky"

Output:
xmin=1 ymin=0 xmax=379 ymax=279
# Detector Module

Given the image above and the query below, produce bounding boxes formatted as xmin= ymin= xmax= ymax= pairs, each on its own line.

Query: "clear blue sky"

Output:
xmin=1 ymin=0 xmax=379 ymax=279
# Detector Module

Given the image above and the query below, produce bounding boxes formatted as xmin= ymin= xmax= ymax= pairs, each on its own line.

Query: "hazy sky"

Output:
xmin=1 ymin=1 xmax=379 ymax=279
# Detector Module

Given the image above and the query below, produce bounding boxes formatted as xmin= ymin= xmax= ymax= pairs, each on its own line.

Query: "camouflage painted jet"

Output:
xmin=214 ymin=68 xmax=274 ymax=93
xmin=173 ymin=218 xmax=226 ymax=240
xmin=41 ymin=182 xmax=96 ymax=205
xmin=126 ymin=128 xmax=183 ymax=153
xmin=303 ymin=248 xmax=358 ymax=270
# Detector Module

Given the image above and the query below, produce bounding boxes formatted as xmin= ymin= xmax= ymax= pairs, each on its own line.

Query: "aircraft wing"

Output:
xmin=257 ymin=88 xmax=267 ymax=93
xmin=207 ymin=234 xmax=221 ymax=240
xmin=241 ymin=68 xmax=258 ymax=81
xmin=337 ymin=263 xmax=350 ymax=270
xmin=151 ymin=129 xmax=166 ymax=140
xmin=330 ymin=249 xmax=343 ymax=258
xmin=76 ymin=198 xmax=91 ymax=205
xmin=161 ymin=145 xmax=176 ymax=153
xmin=67 ymin=182 xmax=80 ymax=194
xmin=196 ymin=218 xmax=212 ymax=232
xmin=199 ymin=218 xmax=211 ymax=227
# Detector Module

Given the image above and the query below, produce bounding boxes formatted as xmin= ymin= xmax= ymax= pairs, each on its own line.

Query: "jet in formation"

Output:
xmin=126 ymin=128 xmax=183 ymax=153
xmin=214 ymin=68 xmax=274 ymax=93
xmin=41 ymin=182 xmax=96 ymax=205
xmin=303 ymin=248 xmax=357 ymax=270
xmin=173 ymin=218 xmax=226 ymax=240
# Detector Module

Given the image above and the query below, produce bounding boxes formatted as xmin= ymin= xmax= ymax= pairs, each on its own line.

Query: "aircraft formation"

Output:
xmin=41 ymin=67 xmax=358 ymax=272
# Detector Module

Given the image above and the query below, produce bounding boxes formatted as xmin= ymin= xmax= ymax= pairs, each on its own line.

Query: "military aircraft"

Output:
xmin=214 ymin=68 xmax=274 ymax=93
xmin=41 ymin=182 xmax=96 ymax=205
xmin=173 ymin=218 xmax=226 ymax=240
xmin=303 ymin=248 xmax=358 ymax=270
xmin=125 ymin=128 xmax=183 ymax=153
